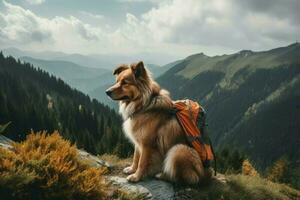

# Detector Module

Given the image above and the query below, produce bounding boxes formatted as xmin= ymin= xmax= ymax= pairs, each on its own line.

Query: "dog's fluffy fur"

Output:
xmin=106 ymin=61 xmax=207 ymax=184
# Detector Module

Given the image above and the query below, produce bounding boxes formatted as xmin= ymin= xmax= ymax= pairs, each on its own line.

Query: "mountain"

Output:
xmin=157 ymin=43 xmax=300 ymax=169
xmin=2 ymin=47 xmax=176 ymax=69
xmin=19 ymin=57 xmax=172 ymax=108
xmin=0 ymin=53 xmax=131 ymax=157
xmin=148 ymin=61 xmax=181 ymax=78
xmin=2 ymin=48 xmax=175 ymax=107
xmin=19 ymin=56 xmax=109 ymax=93
xmin=53 ymin=53 xmax=114 ymax=69
xmin=2 ymin=47 xmax=65 ymax=61
xmin=2 ymin=47 xmax=115 ymax=68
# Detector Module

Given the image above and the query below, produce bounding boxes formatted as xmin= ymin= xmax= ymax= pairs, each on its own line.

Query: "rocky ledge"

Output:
xmin=1 ymin=135 xmax=300 ymax=200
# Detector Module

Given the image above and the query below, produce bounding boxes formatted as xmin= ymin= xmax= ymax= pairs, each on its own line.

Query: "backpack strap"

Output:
xmin=186 ymin=135 xmax=205 ymax=144
xmin=187 ymin=100 xmax=195 ymax=124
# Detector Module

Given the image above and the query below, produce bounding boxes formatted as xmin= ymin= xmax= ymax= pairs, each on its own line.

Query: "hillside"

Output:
xmin=19 ymin=58 xmax=171 ymax=107
xmin=20 ymin=56 xmax=109 ymax=94
xmin=2 ymin=48 xmax=175 ymax=108
xmin=0 ymin=53 xmax=131 ymax=157
xmin=157 ymin=43 xmax=300 ymax=169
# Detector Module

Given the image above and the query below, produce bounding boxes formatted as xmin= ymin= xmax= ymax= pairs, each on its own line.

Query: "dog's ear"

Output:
xmin=113 ymin=64 xmax=129 ymax=75
xmin=131 ymin=61 xmax=146 ymax=78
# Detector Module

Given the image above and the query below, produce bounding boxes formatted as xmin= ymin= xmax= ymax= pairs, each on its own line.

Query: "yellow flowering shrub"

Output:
xmin=267 ymin=157 xmax=289 ymax=182
xmin=242 ymin=159 xmax=259 ymax=177
xmin=0 ymin=131 xmax=107 ymax=200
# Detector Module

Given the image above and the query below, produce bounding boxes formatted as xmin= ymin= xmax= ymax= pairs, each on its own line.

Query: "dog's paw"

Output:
xmin=126 ymin=173 xmax=141 ymax=182
xmin=123 ymin=166 xmax=136 ymax=174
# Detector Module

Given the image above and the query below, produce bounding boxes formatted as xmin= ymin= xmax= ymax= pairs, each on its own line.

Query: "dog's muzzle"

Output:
xmin=105 ymin=89 xmax=112 ymax=97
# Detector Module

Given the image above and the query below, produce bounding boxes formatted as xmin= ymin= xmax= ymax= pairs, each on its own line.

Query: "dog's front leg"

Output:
xmin=127 ymin=146 xmax=151 ymax=182
xmin=123 ymin=145 xmax=140 ymax=174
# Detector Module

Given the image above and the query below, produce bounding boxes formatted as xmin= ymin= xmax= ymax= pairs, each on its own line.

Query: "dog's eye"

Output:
xmin=122 ymin=80 xmax=130 ymax=85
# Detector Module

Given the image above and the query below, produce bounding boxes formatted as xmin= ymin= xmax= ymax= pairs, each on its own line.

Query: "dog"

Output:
xmin=106 ymin=61 xmax=208 ymax=184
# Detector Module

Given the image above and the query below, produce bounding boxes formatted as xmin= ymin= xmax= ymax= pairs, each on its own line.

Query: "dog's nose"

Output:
xmin=105 ymin=90 xmax=112 ymax=96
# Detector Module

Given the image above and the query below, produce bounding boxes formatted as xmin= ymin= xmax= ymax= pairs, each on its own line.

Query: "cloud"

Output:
xmin=25 ymin=0 xmax=45 ymax=5
xmin=133 ymin=0 xmax=300 ymax=50
xmin=0 ymin=0 xmax=299 ymax=63
xmin=0 ymin=2 xmax=108 ymax=52
xmin=117 ymin=0 xmax=161 ymax=3
xmin=79 ymin=11 xmax=104 ymax=21
xmin=236 ymin=0 xmax=300 ymax=26
xmin=0 ymin=1 xmax=52 ymax=44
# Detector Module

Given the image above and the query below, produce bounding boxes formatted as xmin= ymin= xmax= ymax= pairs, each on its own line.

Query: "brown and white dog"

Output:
xmin=106 ymin=61 xmax=208 ymax=184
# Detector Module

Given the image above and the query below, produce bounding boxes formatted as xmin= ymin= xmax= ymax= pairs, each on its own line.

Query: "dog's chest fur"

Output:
xmin=119 ymin=102 xmax=141 ymax=147
xmin=123 ymin=118 xmax=138 ymax=146
xmin=120 ymin=102 xmax=159 ymax=149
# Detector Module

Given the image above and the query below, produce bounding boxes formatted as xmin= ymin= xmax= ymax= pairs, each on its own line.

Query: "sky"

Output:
xmin=0 ymin=0 xmax=299 ymax=64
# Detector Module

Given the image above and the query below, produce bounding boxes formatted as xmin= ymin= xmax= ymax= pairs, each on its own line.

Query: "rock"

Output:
xmin=108 ymin=176 xmax=153 ymax=199
xmin=0 ymin=142 xmax=12 ymax=150
xmin=78 ymin=149 xmax=111 ymax=169
xmin=106 ymin=173 xmax=229 ymax=200
xmin=139 ymin=179 xmax=174 ymax=200
xmin=107 ymin=176 xmax=175 ymax=200
xmin=0 ymin=135 xmax=13 ymax=150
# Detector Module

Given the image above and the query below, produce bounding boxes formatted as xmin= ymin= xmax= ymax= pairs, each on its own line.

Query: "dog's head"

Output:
xmin=106 ymin=61 xmax=153 ymax=102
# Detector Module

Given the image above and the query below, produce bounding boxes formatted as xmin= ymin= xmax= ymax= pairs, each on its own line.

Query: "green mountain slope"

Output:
xmin=20 ymin=56 xmax=109 ymax=94
xmin=157 ymin=43 xmax=300 ymax=169
xmin=0 ymin=53 xmax=131 ymax=157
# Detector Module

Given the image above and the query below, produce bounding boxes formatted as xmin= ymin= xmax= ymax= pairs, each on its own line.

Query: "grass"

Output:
xmin=187 ymin=174 xmax=300 ymax=200
xmin=98 ymin=153 xmax=132 ymax=177
xmin=99 ymin=154 xmax=300 ymax=200
xmin=178 ymin=48 xmax=293 ymax=80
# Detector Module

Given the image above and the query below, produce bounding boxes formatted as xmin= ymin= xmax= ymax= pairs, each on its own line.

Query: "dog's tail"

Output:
xmin=163 ymin=144 xmax=205 ymax=184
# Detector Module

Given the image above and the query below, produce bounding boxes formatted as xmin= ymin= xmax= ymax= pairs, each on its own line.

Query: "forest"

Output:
xmin=0 ymin=52 xmax=132 ymax=157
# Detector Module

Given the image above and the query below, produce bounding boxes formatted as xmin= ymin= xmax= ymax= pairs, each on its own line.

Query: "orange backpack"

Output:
xmin=173 ymin=100 xmax=216 ymax=173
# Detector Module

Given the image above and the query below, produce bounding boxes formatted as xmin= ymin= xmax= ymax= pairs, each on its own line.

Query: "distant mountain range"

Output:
xmin=2 ymin=48 xmax=173 ymax=106
xmin=19 ymin=56 xmax=109 ymax=94
xmin=2 ymin=47 xmax=176 ymax=69
xmin=157 ymin=43 xmax=300 ymax=169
